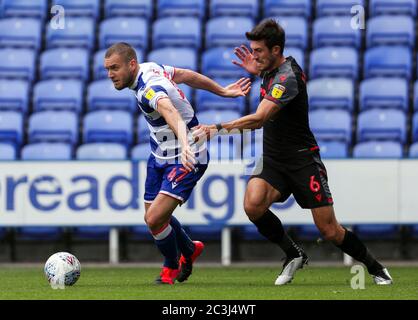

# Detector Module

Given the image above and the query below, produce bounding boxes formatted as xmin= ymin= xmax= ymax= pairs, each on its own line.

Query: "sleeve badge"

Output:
xmin=271 ymin=84 xmax=286 ymax=99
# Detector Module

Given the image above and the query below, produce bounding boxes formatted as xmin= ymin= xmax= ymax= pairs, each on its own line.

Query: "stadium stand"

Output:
xmin=33 ymin=79 xmax=84 ymax=113
xmin=0 ymin=0 xmax=416 ymax=261
xmin=76 ymin=142 xmax=127 ymax=160
xmin=153 ymin=17 xmax=201 ymax=49
xmin=104 ymin=0 xmax=153 ymax=20
xmin=0 ymin=79 xmax=30 ymax=114
xmin=210 ymin=0 xmax=259 ymax=18
xmin=21 ymin=142 xmax=72 ymax=160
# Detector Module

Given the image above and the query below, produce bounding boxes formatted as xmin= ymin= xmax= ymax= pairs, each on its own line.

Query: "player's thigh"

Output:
xmin=144 ymin=193 xmax=180 ymax=230
xmin=244 ymin=177 xmax=281 ymax=216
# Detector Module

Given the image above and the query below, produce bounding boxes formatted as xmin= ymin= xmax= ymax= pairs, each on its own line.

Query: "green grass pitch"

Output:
xmin=0 ymin=265 xmax=417 ymax=300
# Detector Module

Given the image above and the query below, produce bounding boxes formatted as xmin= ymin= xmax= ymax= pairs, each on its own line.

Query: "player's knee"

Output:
xmin=144 ymin=210 xmax=164 ymax=232
xmin=244 ymin=198 xmax=268 ymax=220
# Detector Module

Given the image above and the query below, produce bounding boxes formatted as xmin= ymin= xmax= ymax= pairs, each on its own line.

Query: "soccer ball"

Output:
xmin=44 ymin=252 xmax=81 ymax=287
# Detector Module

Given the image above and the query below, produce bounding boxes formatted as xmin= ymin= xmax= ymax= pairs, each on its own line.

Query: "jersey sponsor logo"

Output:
xmin=144 ymin=87 xmax=156 ymax=100
xmin=271 ymin=84 xmax=286 ymax=99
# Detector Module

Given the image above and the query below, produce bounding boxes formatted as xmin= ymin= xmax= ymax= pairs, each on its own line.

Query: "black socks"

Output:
xmin=252 ymin=209 xmax=303 ymax=258
xmin=336 ymin=228 xmax=384 ymax=274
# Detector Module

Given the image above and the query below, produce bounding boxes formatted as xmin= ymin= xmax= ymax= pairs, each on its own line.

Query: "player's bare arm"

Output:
xmin=157 ymin=97 xmax=196 ymax=172
xmin=192 ymin=99 xmax=280 ymax=140
xmin=172 ymin=68 xmax=251 ymax=98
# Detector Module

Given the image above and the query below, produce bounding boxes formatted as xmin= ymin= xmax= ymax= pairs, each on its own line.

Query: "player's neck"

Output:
xmin=266 ymin=55 xmax=286 ymax=73
xmin=129 ymin=64 xmax=141 ymax=89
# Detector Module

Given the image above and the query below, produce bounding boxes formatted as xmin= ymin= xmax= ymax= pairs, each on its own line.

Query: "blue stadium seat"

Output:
xmin=76 ymin=143 xmax=127 ymax=160
xmin=105 ymin=0 xmax=153 ymax=19
xmin=153 ymin=17 xmax=201 ymax=49
xmin=87 ymin=79 xmax=137 ymax=113
xmin=316 ymin=0 xmax=365 ymax=17
xmin=249 ymin=79 xmax=261 ymax=113
xmin=137 ymin=113 xmax=149 ymax=144
xmin=94 ymin=48 xmax=144 ymax=79
xmin=364 ymin=46 xmax=412 ymax=79
xmin=309 ymin=47 xmax=358 ymax=79
xmin=157 ymin=0 xmax=206 ymax=18
xmin=370 ymin=0 xmax=416 ymax=17
xmin=411 ymin=113 xmax=418 ymax=142
xmin=263 ymin=0 xmax=312 ymax=18
xmin=21 ymin=142 xmax=72 ymax=160
xmin=1 ymin=0 xmax=47 ymax=20
xmin=0 ymin=111 xmax=23 ymax=146
xmin=83 ymin=110 xmax=133 ymax=145
xmin=46 ymin=17 xmax=95 ymax=50
xmin=28 ymin=111 xmax=78 ymax=144
xmin=274 ymin=16 xmax=308 ymax=49
xmin=196 ymin=110 xmax=241 ymax=126
xmin=313 ymin=16 xmax=361 ymax=48
xmin=196 ymin=78 xmax=246 ymax=114
xmin=202 ymin=47 xmax=249 ymax=78
xmin=148 ymin=48 xmax=197 ymax=71
xmin=309 ymin=109 xmax=352 ymax=143
xmin=353 ymin=224 xmax=400 ymax=240
xmin=210 ymin=0 xmax=259 ymax=18
xmin=71 ymin=227 xmax=110 ymax=240
xmin=359 ymin=77 xmax=408 ymax=111
xmin=40 ymin=48 xmax=89 ymax=81
xmin=99 ymin=17 xmax=148 ymax=51
xmin=0 ymin=143 xmax=16 ymax=160
xmin=307 ymin=78 xmax=354 ymax=111
xmin=317 ymin=140 xmax=348 ymax=158
xmin=367 ymin=15 xmax=415 ymax=48
xmin=206 ymin=17 xmax=253 ymax=48
xmin=357 ymin=109 xmax=406 ymax=143
xmin=0 ymin=79 xmax=29 ymax=113
xmin=409 ymin=142 xmax=418 ymax=158
xmin=284 ymin=47 xmax=305 ymax=71
xmin=33 ymin=79 xmax=83 ymax=113
xmin=353 ymin=141 xmax=403 ymax=158
xmin=0 ymin=49 xmax=35 ymax=81
xmin=16 ymin=227 xmax=63 ymax=241
xmin=131 ymin=143 xmax=151 ymax=160
xmin=52 ymin=0 xmax=100 ymax=19
xmin=0 ymin=18 xmax=41 ymax=51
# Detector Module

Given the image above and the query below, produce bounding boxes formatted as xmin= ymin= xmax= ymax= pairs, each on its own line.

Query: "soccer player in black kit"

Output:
xmin=193 ymin=19 xmax=393 ymax=285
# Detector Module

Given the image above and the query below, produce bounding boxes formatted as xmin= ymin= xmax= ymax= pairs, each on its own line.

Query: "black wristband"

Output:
xmin=215 ymin=123 xmax=223 ymax=132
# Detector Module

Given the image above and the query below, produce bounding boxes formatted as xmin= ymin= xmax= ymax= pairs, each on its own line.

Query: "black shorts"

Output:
xmin=251 ymin=152 xmax=334 ymax=209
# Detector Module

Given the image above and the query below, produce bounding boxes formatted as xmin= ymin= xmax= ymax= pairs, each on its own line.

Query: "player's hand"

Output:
xmin=192 ymin=124 xmax=218 ymax=142
xmin=223 ymin=77 xmax=252 ymax=97
xmin=181 ymin=145 xmax=197 ymax=172
xmin=232 ymin=45 xmax=259 ymax=76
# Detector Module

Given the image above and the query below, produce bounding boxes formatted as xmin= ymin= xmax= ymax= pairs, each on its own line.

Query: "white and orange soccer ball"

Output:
xmin=44 ymin=252 xmax=81 ymax=289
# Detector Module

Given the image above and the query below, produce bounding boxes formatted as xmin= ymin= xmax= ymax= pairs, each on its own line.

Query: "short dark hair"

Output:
xmin=105 ymin=42 xmax=137 ymax=63
xmin=245 ymin=19 xmax=285 ymax=54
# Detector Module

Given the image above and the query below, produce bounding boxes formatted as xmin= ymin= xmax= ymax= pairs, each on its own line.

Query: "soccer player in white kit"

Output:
xmin=104 ymin=42 xmax=251 ymax=284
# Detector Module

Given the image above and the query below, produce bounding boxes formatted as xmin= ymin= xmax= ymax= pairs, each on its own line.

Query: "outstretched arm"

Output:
xmin=192 ymin=99 xmax=280 ymax=140
xmin=172 ymin=68 xmax=251 ymax=98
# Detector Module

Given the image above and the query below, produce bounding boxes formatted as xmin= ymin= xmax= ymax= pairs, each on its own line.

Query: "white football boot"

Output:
xmin=275 ymin=254 xmax=308 ymax=286
xmin=372 ymin=268 xmax=393 ymax=285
